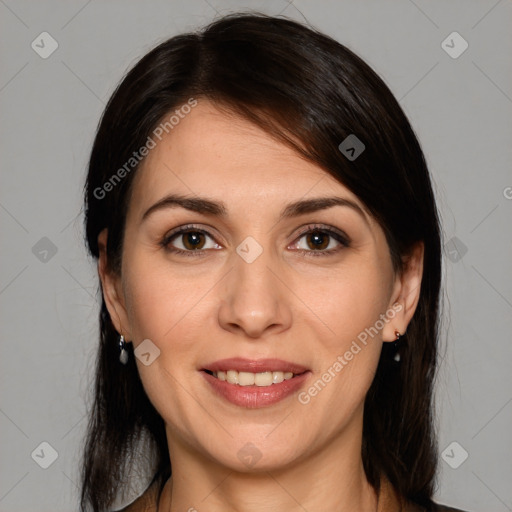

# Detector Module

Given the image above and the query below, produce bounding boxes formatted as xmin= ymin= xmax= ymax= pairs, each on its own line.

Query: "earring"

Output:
xmin=393 ymin=330 xmax=401 ymax=362
xmin=119 ymin=334 xmax=129 ymax=365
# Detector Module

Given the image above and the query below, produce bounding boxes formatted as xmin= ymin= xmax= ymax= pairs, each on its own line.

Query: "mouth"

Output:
xmin=200 ymin=358 xmax=310 ymax=408
xmin=203 ymin=369 xmax=302 ymax=387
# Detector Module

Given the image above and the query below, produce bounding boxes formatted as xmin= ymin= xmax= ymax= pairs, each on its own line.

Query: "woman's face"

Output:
xmin=100 ymin=100 xmax=421 ymax=473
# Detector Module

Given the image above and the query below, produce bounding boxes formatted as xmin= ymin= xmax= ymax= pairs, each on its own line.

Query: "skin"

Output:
xmin=98 ymin=100 xmax=424 ymax=512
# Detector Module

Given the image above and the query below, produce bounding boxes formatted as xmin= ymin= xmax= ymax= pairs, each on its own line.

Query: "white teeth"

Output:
xmin=272 ymin=371 xmax=284 ymax=384
xmin=212 ymin=369 xmax=297 ymax=387
xmin=226 ymin=370 xmax=239 ymax=384
xmin=254 ymin=371 xmax=272 ymax=386
xmin=238 ymin=372 xmax=255 ymax=386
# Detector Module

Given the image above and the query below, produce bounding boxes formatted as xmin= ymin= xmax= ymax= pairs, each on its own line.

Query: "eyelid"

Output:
xmin=288 ymin=223 xmax=351 ymax=256
xmin=160 ymin=224 xmax=221 ymax=249
xmin=160 ymin=222 xmax=351 ymax=256
xmin=293 ymin=223 xmax=350 ymax=244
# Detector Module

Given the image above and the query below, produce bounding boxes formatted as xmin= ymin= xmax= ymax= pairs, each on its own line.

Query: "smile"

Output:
xmin=200 ymin=358 xmax=310 ymax=408
xmin=205 ymin=369 xmax=296 ymax=387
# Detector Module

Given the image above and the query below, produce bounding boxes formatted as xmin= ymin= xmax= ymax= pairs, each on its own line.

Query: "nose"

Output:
xmin=217 ymin=246 xmax=292 ymax=339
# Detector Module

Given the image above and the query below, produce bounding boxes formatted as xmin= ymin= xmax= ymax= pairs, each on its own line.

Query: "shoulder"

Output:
xmin=380 ymin=478 xmax=469 ymax=512
xmin=404 ymin=501 xmax=469 ymax=512
xmin=433 ymin=505 xmax=469 ymax=512
xmin=380 ymin=476 xmax=469 ymax=512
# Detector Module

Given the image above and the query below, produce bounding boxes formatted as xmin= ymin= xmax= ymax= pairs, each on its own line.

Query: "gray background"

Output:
xmin=1 ymin=0 xmax=511 ymax=511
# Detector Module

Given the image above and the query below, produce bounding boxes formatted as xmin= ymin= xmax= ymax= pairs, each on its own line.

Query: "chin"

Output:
xmin=200 ymin=430 xmax=308 ymax=473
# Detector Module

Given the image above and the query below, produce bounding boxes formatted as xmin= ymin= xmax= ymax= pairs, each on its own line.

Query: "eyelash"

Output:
xmin=159 ymin=223 xmax=350 ymax=258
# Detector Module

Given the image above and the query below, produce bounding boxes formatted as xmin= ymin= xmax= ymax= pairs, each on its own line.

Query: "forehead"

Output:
xmin=130 ymin=100 xmax=361 ymax=212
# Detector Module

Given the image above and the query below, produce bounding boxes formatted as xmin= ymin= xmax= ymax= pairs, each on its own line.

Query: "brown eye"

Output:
xmin=181 ymin=231 xmax=206 ymax=250
xmin=305 ymin=231 xmax=330 ymax=250
xmin=161 ymin=227 xmax=221 ymax=255
xmin=292 ymin=225 xmax=350 ymax=257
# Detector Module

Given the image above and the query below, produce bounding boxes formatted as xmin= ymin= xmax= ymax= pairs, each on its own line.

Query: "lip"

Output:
xmin=201 ymin=370 xmax=310 ymax=408
xmin=200 ymin=358 xmax=310 ymax=409
xmin=201 ymin=357 xmax=309 ymax=374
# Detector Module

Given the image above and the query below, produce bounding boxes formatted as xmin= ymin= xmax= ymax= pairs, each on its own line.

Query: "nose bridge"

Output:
xmin=217 ymin=237 xmax=292 ymax=338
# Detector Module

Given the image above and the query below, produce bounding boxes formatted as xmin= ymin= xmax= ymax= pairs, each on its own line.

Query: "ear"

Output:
xmin=382 ymin=241 xmax=424 ymax=342
xmin=97 ymin=228 xmax=132 ymax=341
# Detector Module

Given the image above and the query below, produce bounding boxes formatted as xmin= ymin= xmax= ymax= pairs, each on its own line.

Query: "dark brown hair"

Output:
xmin=81 ymin=13 xmax=442 ymax=511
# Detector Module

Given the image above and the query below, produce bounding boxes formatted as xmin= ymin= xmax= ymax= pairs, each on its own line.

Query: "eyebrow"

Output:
xmin=141 ymin=193 xmax=370 ymax=225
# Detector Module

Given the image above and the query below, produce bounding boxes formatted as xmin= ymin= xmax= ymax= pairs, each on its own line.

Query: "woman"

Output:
xmin=80 ymin=13 xmax=466 ymax=512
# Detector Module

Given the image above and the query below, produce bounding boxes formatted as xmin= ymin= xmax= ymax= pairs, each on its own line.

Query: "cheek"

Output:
xmin=308 ymin=260 xmax=391 ymax=348
xmin=120 ymin=256 xmax=211 ymax=432
xmin=122 ymin=248 xmax=196 ymax=340
xmin=123 ymin=275 xmax=172 ymax=341
xmin=300 ymin=259 xmax=391 ymax=401
xmin=296 ymin=318 xmax=382 ymax=432
xmin=123 ymin=269 xmax=170 ymax=354
xmin=121 ymin=251 xmax=219 ymax=381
